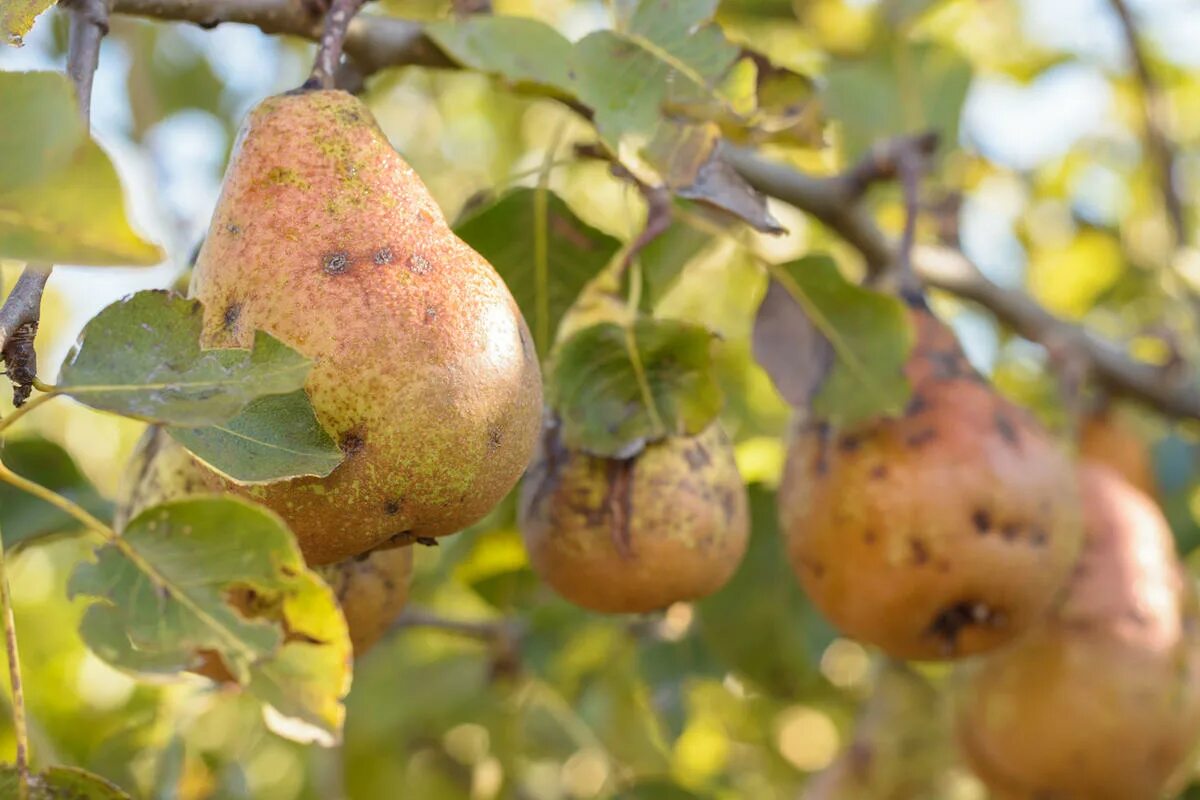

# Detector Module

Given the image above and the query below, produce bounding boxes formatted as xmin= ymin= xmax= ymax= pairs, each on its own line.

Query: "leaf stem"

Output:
xmin=0 ymin=464 xmax=262 ymax=668
xmin=0 ymin=392 xmax=57 ymax=436
xmin=0 ymin=522 xmax=29 ymax=800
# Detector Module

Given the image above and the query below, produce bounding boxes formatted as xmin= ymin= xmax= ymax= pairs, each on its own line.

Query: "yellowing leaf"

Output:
xmin=1 ymin=0 xmax=55 ymax=46
xmin=0 ymin=71 xmax=163 ymax=265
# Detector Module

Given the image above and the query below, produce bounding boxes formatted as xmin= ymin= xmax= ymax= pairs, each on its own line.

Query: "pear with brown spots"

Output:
xmin=778 ymin=306 xmax=1083 ymax=660
xmin=187 ymin=89 xmax=542 ymax=565
xmin=116 ymin=427 xmax=414 ymax=676
xmin=956 ymin=462 xmax=1200 ymax=800
xmin=519 ymin=420 xmax=749 ymax=613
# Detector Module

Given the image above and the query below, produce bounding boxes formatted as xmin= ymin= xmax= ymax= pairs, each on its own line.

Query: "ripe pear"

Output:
xmin=519 ymin=419 xmax=749 ymax=613
xmin=116 ymin=427 xmax=414 ymax=671
xmin=779 ymin=307 xmax=1083 ymax=660
xmin=956 ymin=463 xmax=1200 ymax=800
xmin=186 ymin=89 xmax=542 ymax=565
xmin=1079 ymin=405 xmax=1157 ymax=498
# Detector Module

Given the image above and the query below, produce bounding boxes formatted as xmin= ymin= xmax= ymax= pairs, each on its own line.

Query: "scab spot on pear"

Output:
xmin=323 ymin=251 xmax=351 ymax=275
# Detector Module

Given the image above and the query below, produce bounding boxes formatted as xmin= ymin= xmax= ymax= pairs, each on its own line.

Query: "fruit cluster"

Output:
xmin=117 ymin=83 xmax=1200 ymax=799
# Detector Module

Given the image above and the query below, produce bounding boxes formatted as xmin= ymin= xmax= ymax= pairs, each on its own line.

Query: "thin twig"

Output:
xmin=307 ymin=0 xmax=369 ymax=90
xmin=62 ymin=0 xmax=111 ymax=126
xmin=1108 ymin=0 xmax=1184 ymax=245
xmin=0 ymin=523 xmax=29 ymax=799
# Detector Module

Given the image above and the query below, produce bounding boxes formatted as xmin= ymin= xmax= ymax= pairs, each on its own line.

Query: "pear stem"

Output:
xmin=308 ymin=0 xmax=368 ymax=90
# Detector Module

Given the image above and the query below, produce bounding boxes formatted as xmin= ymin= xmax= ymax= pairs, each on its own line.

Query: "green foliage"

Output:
xmin=696 ymin=484 xmax=835 ymax=697
xmin=550 ymin=318 xmax=723 ymax=457
xmin=0 ymin=71 xmax=163 ymax=265
xmin=426 ymin=16 xmax=575 ymax=95
xmin=58 ymin=291 xmax=311 ymax=426
xmin=825 ymin=40 xmax=972 ymax=161
xmin=0 ymin=764 xmax=131 ymax=799
xmin=454 ymin=187 xmax=621 ymax=359
xmin=68 ymin=497 xmax=351 ymax=744
xmin=168 ymin=390 xmax=343 ymax=483
xmin=0 ymin=437 xmax=111 ymax=548
xmin=754 ymin=255 xmax=913 ymax=426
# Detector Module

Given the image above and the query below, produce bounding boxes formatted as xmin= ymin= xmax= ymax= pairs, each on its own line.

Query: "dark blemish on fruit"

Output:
xmin=863 ymin=530 xmax=878 ymax=544
xmin=870 ymin=464 xmax=888 ymax=480
xmin=425 ymin=305 xmax=439 ymax=323
xmin=929 ymin=351 xmax=965 ymax=379
xmin=839 ymin=434 xmax=861 ymax=453
xmin=339 ymin=432 xmax=364 ymax=455
xmin=972 ymin=509 xmax=991 ymax=534
xmin=373 ymin=248 xmax=394 ymax=265
xmin=487 ymin=426 xmax=503 ymax=450
xmin=1030 ymin=527 xmax=1048 ymax=547
xmin=384 ymin=500 xmax=402 ymax=515
xmin=416 ymin=536 xmax=438 ymax=546
xmin=280 ymin=565 xmax=297 ymax=577
xmin=408 ymin=253 xmax=432 ymax=275
xmin=936 ymin=560 xmax=951 ymax=573
xmin=226 ymin=222 xmax=242 ymax=235
xmin=719 ymin=487 xmax=737 ymax=523
xmin=802 ymin=558 xmax=825 ymax=578
xmin=926 ymin=600 xmax=1003 ymax=653
xmin=905 ymin=392 xmax=929 ymax=416
xmin=905 ymin=428 xmax=936 ymax=447
xmin=339 ymin=108 xmax=362 ymax=124
xmin=323 ymin=251 xmax=350 ymax=275
xmin=995 ymin=411 xmax=1019 ymax=446
xmin=222 ymin=302 xmax=242 ymax=331
xmin=383 ymin=577 xmax=396 ymax=591
xmin=910 ymin=538 xmax=930 ymax=565
xmin=1001 ymin=523 xmax=1020 ymax=542
xmin=684 ymin=442 xmax=712 ymax=470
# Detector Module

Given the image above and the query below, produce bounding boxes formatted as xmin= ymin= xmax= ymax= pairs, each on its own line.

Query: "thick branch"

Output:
xmin=111 ymin=0 xmax=453 ymax=74
xmin=1108 ymin=0 xmax=1185 ymax=245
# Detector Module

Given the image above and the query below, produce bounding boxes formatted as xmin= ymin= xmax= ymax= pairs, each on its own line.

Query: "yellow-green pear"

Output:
xmin=187 ymin=89 xmax=542 ymax=564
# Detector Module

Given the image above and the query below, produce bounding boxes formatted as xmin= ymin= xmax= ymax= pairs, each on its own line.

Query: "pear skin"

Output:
xmin=519 ymin=420 xmax=749 ymax=613
xmin=956 ymin=463 xmax=1200 ymax=800
xmin=116 ymin=427 xmax=415 ymax=670
xmin=189 ymin=89 xmax=542 ymax=564
xmin=779 ymin=308 xmax=1083 ymax=660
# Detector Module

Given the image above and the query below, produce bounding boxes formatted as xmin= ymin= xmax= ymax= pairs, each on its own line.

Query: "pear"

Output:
xmin=779 ymin=307 xmax=1083 ymax=660
xmin=186 ymin=89 xmax=542 ymax=565
xmin=519 ymin=419 xmax=749 ymax=613
xmin=116 ymin=427 xmax=414 ymax=671
xmin=1079 ymin=405 xmax=1157 ymax=498
xmin=956 ymin=462 xmax=1200 ymax=800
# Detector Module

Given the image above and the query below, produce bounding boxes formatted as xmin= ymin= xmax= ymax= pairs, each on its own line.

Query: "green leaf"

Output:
xmin=454 ymin=188 xmax=621 ymax=360
xmin=825 ymin=40 xmax=972 ymax=161
xmin=0 ymin=765 xmax=131 ymax=799
xmin=168 ymin=390 xmax=342 ymax=483
xmin=695 ymin=484 xmax=834 ymax=697
xmin=0 ymin=437 xmax=112 ymax=549
xmin=636 ymin=214 xmax=713 ymax=310
xmin=0 ymin=71 xmax=164 ymax=265
xmin=551 ymin=318 xmax=722 ymax=457
xmin=754 ymin=255 xmax=912 ymax=426
xmin=572 ymin=1 xmax=740 ymax=146
xmin=1 ymin=0 xmax=55 ymax=46
xmin=59 ymin=291 xmax=312 ymax=426
xmin=68 ymin=497 xmax=351 ymax=744
xmin=426 ymin=16 xmax=575 ymax=95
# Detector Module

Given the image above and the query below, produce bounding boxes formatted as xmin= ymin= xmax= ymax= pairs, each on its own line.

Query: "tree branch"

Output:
xmin=1108 ymin=0 xmax=1185 ymax=245
xmin=98 ymin=1 xmax=1200 ymax=422
xmin=111 ymin=0 xmax=452 ymax=73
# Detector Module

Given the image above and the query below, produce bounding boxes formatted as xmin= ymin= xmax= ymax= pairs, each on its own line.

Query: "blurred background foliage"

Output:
xmin=3 ymin=0 xmax=1200 ymax=797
